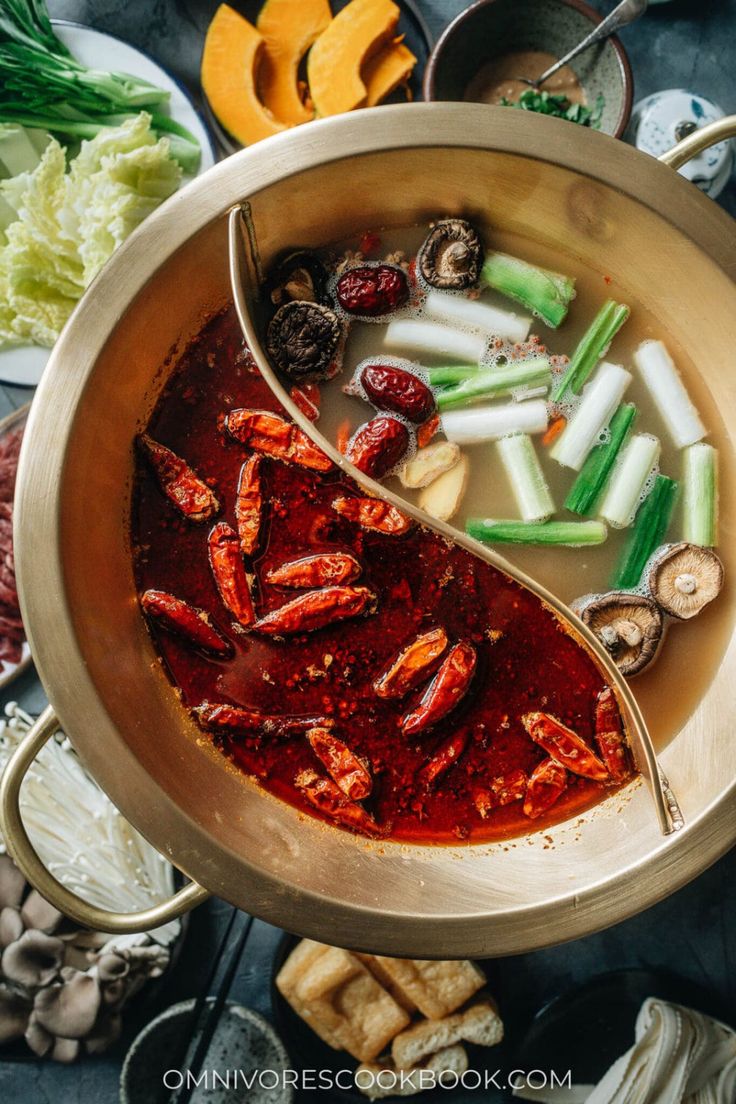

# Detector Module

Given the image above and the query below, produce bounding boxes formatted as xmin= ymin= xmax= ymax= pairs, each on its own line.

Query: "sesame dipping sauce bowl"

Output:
xmin=423 ymin=0 xmax=634 ymax=139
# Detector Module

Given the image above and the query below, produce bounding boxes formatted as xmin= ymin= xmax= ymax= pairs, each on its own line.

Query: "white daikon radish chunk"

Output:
xmin=418 ymin=455 xmax=469 ymax=521
xmin=442 ymin=400 xmax=548 ymax=444
xmin=383 ymin=319 xmax=485 ymax=363
xmin=600 ymin=433 xmax=661 ymax=528
xmin=399 ymin=441 xmax=460 ymax=489
xmin=423 ymin=290 xmax=531 ymax=344
xmin=497 ymin=433 xmax=555 ymax=521
xmin=550 ymin=361 xmax=631 ymax=471
xmin=633 ymin=339 xmax=705 ymax=449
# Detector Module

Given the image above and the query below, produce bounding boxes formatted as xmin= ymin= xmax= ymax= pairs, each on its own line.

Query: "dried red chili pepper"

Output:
xmin=401 ymin=641 xmax=477 ymax=737
xmin=307 ymin=726 xmax=372 ymax=800
xmin=295 ymin=770 xmax=383 ymax=836
xmin=358 ymin=230 xmax=381 ymax=256
xmin=290 ymin=383 xmax=321 ymax=422
xmin=416 ymin=412 xmax=440 ymax=450
xmin=472 ymin=769 xmax=528 ymax=817
xmin=252 ymin=585 xmax=376 ymax=636
xmin=522 ymin=712 xmax=609 ymax=782
xmin=418 ymin=731 xmax=469 ymax=788
xmin=137 ymin=434 xmax=219 ymax=522
xmin=346 ymin=416 xmax=410 ymax=480
xmin=523 ymin=758 xmax=568 ymax=820
xmin=336 ymin=264 xmax=408 ymax=317
xmin=374 ymin=627 xmax=448 ymax=699
xmin=235 ymin=454 xmax=263 ymax=557
xmin=141 ymin=589 xmax=232 ymax=657
xmin=193 ymin=702 xmax=332 ymax=738
xmin=335 ymin=419 xmax=351 ymax=455
xmin=207 ymin=522 xmax=255 ymax=627
xmin=332 ymin=496 xmax=412 ymax=535
xmin=360 ymin=363 xmax=436 ymax=424
xmin=226 ymin=409 xmax=332 ymax=472
xmin=594 ymin=687 xmax=632 ymax=783
xmin=266 ymin=552 xmax=361 ymax=589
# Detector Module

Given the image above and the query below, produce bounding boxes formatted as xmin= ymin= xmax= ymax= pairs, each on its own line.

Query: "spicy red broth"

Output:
xmin=132 ymin=307 xmax=629 ymax=843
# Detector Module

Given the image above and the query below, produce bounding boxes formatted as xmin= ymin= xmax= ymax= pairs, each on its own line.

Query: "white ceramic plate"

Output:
xmin=0 ymin=21 xmax=217 ymax=389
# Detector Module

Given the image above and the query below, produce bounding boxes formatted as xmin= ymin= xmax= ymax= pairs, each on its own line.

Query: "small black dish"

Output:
xmin=511 ymin=968 xmax=733 ymax=1090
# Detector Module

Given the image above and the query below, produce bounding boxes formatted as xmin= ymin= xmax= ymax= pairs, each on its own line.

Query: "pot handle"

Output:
xmin=0 ymin=705 xmax=210 ymax=932
xmin=659 ymin=115 xmax=736 ymax=170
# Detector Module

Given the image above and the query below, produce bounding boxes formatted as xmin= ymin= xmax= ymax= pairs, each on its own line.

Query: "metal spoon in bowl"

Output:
xmin=517 ymin=0 xmax=648 ymax=90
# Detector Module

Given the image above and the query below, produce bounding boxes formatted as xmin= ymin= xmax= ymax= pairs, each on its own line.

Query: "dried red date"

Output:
xmin=208 ymin=522 xmax=255 ymax=627
xmin=141 ymin=589 xmax=232 ymax=657
xmin=594 ymin=687 xmax=633 ymax=783
xmin=194 ymin=702 xmax=332 ymax=738
xmin=346 ymin=416 xmax=410 ymax=480
xmin=295 ymin=770 xmax=383 ymax=836
xmin=307 ymin=727 xmax=372 ymax=800
xmin=226 ymin=409 xmax=332 ymax=473
xmin=333 ymin=496 xmax=412 ymax=535
xmin=401 ymin=641 xmax=477 ymax=736
xmin=252 ymin=585 xmax=376 ymax=636
xmin=360 ymin=363 xmax=435 ymax=424
xmin=522 ymin=712 xmax=609 ymax=782
xmin=336 ymin=264 xmax=408 ymax=317
xmin=374 ymin=627 xmax=448 ymax=699
xmin=418 ymin=731 xmax=469 ymax=788
xmin=137 ymin=434 xmax=219 ymax=522
xmin=523 ymin=758 xmax=568 ymax=820
xmin=266 ymin=552 xmax=361 ymax=589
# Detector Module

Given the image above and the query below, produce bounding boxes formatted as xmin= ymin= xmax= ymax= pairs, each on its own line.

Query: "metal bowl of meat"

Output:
xmin=2 ymin=104 xmax=736 ymax=957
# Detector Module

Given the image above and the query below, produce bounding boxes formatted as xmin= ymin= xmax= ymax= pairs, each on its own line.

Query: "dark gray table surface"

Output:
xmin=1 ymin=1 xmax=735 ymax=1101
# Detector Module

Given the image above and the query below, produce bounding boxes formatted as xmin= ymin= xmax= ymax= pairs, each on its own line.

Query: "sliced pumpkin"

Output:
xmin=307 ymin=0 xmax=401 ymax=118
xmin=362 ymin=38 xmax=417 ymax=107
xmin=257 ymin=0 xmax=332 ymax=125
xmin=201 ymin=3 xmax=288 ymax=146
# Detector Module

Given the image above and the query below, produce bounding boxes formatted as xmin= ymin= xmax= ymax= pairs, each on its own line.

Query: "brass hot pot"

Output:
xmin=2 ymin=106 xmax=736 ymax=957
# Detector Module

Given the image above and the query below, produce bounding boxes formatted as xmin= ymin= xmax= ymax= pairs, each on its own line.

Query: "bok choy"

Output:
xmin=0 ymin=0 xmax=201 ymax=172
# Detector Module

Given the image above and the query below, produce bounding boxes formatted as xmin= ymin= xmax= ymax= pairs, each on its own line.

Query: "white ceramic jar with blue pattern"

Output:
xmin=628 ymin=89 xmax=733 ymax=199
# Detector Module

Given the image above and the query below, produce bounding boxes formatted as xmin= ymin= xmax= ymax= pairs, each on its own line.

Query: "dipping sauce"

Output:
xmin=465 ymin=50 xmax=586 ymax=107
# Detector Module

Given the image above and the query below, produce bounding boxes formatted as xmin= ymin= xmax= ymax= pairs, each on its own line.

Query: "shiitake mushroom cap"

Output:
xmin=418 ymin=218 xmax=483 ymax=290
xmin=264 ymin=250 xmax=329 ymax=308
xmin=574 ymin=591 xmax=663 ymax=677
xmin=647 ymin=542 xmax=724 ymax=620
xmin=266 ymin=300 xmax=342 ymax=382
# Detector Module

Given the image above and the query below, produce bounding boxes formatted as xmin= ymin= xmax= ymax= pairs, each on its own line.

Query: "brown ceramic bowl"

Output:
xmin=423 ymin=0 xmax=634 ymax=139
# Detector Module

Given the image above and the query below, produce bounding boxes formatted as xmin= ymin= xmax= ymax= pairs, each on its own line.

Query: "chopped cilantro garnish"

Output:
xmin=500 ymin=89 xmax=605 ymax=130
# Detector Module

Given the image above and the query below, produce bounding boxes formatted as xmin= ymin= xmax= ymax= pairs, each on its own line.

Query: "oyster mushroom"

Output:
xmin=0 ymin=854 xmax=25 ymax=909
xmin=0 ymin=985 xmax=31 ymax=1043
xmin=265 ymin=250 xmax=328 ymax=308
xmin=266 ymin=300 xmax=342 ymax=381
xmin=53 ymin=1037 xmax=80 ymax=1064
xmin=574 ymin=592 xmax=663 ymax=677
xmin=25 ymin=1012 xmax=53 ymax=1057
xmin=418 ymin=218 xmax=483 ymax=290
xmin=648 ymin=542 xmax=724 ymax=620
xmin=1 ymin=930 xmax=64 ymax=987
xmin=34 ymin=969 xmax=101 ymax=1039
xmin=0 ymin=906 xmax=23 ymax=948
xmin=96 ymin=952 xmax=130 ymax=983
xmin=20 ymin=889 xmax=63 ymax=934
